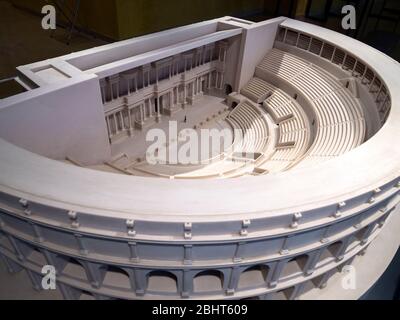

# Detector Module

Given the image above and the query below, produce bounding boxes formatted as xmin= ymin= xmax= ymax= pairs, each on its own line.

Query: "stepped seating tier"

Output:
xmin=227 ymin=100 xmax=270 ymax=155
xmin=241 ymin=77 xmax=275 ymax=103
xmin=239 ymin=76 xmax=311 ymax=172
xmin=256 ymin=48 xmax=366 ymax=168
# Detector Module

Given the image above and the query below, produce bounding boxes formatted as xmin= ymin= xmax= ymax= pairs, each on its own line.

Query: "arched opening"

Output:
xmin=346 ymin=81 xmax=350 ymax=88
xmin=193 ymin=270 xmax=224 ymax=292
xmin=231 ymin=102 xmax=238 ymax=109
xmin=280 ymin=254 xmax=309 ymax=278
xmin=28 ymin=247 xmax=47 ymax=266
xmin=293 ymin=93 xmax=298 ymax=100
xmin=318 ymin=241 xmax=343 ymax=266
xmin=147 ymin=270 xmax=178 ymax=293
xmin=355 ymin=226 xmax=370 ymax=241
xmin=225 ymin=84 xmax=233 ymax=95
xmin=102 ymin=265 xmax=131 ymax=289
xmin=273 ymin=286 xmax=295 ymax=300
xmin=238 ymin=265 xmax=269 ymax=289
xmin=348 ymin=231 xmax=364 ymax=250
xmin=62 ymin=257 xmax=87 ymax=280
xmin=327 ymin=241 xmax=343 ymax=257
xmin=312 ymin=269 xmax=338 ymax=289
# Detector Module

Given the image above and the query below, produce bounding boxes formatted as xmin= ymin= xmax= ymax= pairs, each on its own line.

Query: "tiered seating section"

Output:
xmin=241 ymin=77 xmax=274 ymax=103
xmin=226 ymin=100 xmax=269 ymax=156
xmin=239 ymin=76 xmax=310 ymax=172
xmin=275 ymin=27 xmax=391 ymax=125
xmin=255 ymin=48 xmax=365 ymax=168
xmin=86 ymin=48 xmax=368 ymax=177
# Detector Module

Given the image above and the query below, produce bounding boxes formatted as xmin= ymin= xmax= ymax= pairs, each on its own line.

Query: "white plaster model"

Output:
xmin=0 ymin=16 xmax=399 ymax=300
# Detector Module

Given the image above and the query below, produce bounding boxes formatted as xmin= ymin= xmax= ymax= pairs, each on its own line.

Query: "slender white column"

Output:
xmin=157 ymin=97 xmax=161 ymax=119
xmin=119 ymin=111 xmax=124 ymax=130
xmin=127 ymin=108 xmax=133 ymax=133
xmin=155 ymin=67 xmax=159 ymax=84
xmin=219 ymin=72 xmax=224 ymax=89
xmin=140 ymin=105 xmax=144 ymax=123
xmin=182 ymin=85 xmax=187 ymax=107
xmin=106 ymin=117 xmax=112 ymax=137
xmin=147 ymin=99 xmax=152 ymax=117
xmin=147 ymin=100 xmax=151 ymax=117
xmin=113 ymin=114 xmax=118 ymax=133
xmin=143 ymin=104 xmax=147 ymax=121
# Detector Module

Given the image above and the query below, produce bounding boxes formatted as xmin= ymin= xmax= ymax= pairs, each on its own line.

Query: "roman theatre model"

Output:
xmin=0 ymin=16 xmax=399 ymax=300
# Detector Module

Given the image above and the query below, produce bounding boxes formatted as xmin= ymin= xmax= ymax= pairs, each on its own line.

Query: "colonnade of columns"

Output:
xmin=100 ymin=41 xmax=228 ymax=104
xmin=105 ymin=97 xmax=158 ymax=140
xmin=105 ymin=69 xmax=218 ymax=141
xmin=101 ymin=41 xmax=228 ymax=142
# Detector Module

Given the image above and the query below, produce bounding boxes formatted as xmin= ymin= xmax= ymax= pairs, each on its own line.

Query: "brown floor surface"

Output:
xmin=0 ymin=0 xmax=108 ymax=79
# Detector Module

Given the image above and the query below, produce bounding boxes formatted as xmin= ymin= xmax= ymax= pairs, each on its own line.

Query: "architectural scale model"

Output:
xmin=0 ymin=16 xmax=399 ymax=300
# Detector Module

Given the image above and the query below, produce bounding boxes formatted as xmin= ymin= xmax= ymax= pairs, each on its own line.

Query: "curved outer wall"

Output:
xmin=0 ymin=18 xmax=399 ymax=300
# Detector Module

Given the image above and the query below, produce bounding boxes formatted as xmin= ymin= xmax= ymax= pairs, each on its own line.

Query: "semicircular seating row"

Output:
xmin=239 ymin=77 xmax=311 ymax=172
xmin=105 ymin=109 xmax=270 ymax=179
xmin=254 ymin=48 xmax=366 ymax=168
xmin=98 ymin=48 xmax=367 ymax=178
xmin=226 ymin=100 xmax=269 ymax=155
xmin=172 ymin=102 xmax=271 ymax=178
